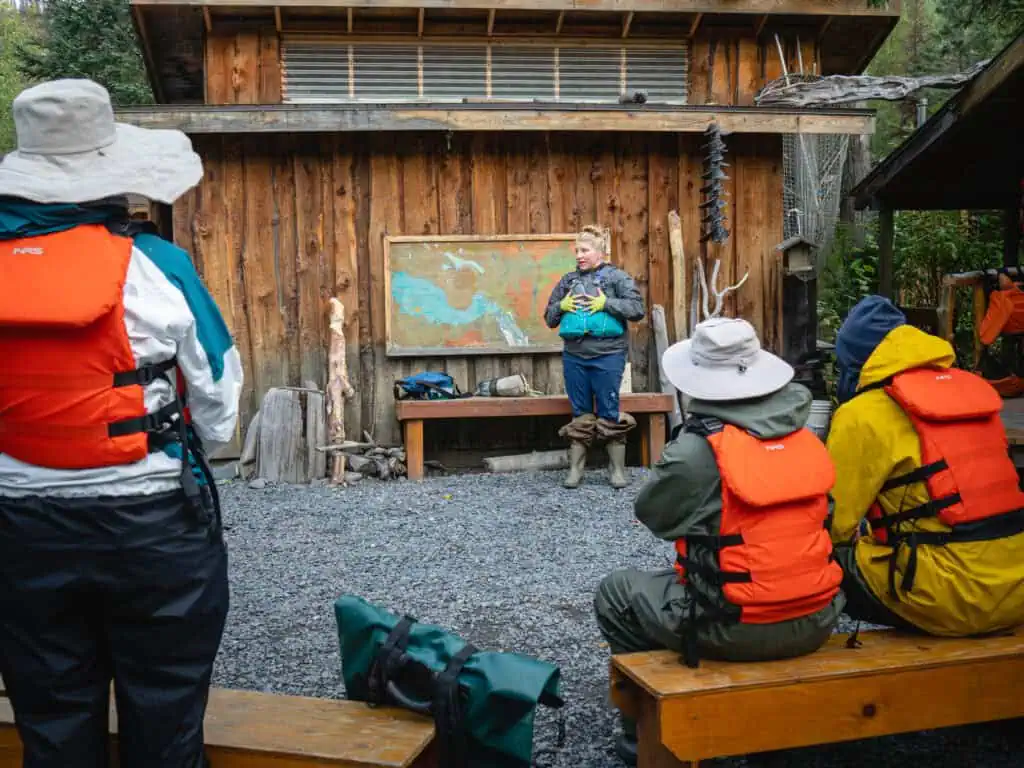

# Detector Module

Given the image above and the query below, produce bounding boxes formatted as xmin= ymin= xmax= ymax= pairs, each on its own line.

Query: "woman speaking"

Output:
xmin=544 ymin=225 xmax=645 ymax=489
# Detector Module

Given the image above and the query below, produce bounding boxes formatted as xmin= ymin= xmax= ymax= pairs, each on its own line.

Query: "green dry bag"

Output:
xmin=334 ymin=594 xmax=565 ymax=768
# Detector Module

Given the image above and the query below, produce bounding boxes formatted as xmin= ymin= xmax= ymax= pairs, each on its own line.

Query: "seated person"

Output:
xmin=827 ymin=295 xmax=1024 ymax=636
xmin=594 ymin=317 xmax=845 ymax=765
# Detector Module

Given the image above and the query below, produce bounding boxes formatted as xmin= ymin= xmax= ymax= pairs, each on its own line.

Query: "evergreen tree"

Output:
xmin=17 ymin=0 xmax=153 ymax=106
xmin=1 ymin=1 xmax=36 ymax=151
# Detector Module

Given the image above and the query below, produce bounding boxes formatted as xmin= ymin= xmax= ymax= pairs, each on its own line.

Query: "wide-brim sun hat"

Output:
xmin=0 ymin=78 xmax=202 ymax=205
xmin=662 ymin=317 xmax=794 ymax=401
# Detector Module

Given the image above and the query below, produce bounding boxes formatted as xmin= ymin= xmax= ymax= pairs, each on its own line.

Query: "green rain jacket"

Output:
xmin=635 ymin=383 xmax=846 ymax=657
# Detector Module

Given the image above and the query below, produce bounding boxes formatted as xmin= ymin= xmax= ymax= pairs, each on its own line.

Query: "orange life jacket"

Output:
xmin=979 ymin=284 xmax=1024 ymax=346
xmin=674 ymin=419 xmax=843 ymax=632
xmin=0 ymin=223 xmax=186 ymax=470
xmin=864 ymin=367 xmax=1024 ymax=596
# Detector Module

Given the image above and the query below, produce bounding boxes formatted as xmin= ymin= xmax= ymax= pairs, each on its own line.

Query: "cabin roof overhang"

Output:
xmin=113 ymin=102 xmax=875 ymax=135
xmin=852 ymin=30 xmax=1024 ymax=212
xmin=131 ymin=0 xmax=900 ymax=104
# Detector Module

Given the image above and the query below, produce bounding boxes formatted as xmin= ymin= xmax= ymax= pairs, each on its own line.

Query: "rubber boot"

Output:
xmin=563 ymin=442 xmax=587 ymax=488
xmin=606 ymin=441 xmax=628 ymax=489
xmin=614 ymin=717 xmax=638 ymax=765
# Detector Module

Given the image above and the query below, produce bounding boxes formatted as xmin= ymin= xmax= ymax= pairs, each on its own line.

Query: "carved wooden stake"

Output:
xmin=327 ymin=298 xmax=356 ymax=485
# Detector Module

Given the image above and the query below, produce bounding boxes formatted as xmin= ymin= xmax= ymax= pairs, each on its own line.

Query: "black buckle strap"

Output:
xmin=880 ymin=460 xmax=948 ymax=492
xmin=872 ymin=493 xmax=961 ymax=530
xmin=107 ymin=400 xmax=180 ymax=438
xmin=684 ymin=415 xmax=725 ymax=438
xmin=675 ymin=555 xmax=751 ymax=585
xmin=433 ymin=642 xmax=478 ymax=768
xmin=113 ymin=358 xmax=178 ymax=388
xmin=683 ymin=533 xmax=744 ymax=549
xmin=367 ymin=616 xmax=416 ymax=707
xmin=886 ymin=507 xmax=1024 ymax=598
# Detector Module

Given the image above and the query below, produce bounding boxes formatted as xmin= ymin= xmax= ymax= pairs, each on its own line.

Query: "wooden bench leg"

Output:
xmin=637 ymin=696 xmax=697 ymax=767
xmin=404 ymin=420 xmax=425 ymax=481
xmin=640 ymin=413 xmax=666 ymax=468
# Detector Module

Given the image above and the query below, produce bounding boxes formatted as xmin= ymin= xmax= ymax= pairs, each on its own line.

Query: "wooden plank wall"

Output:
xmin=173 ymin=131 xmax=784 ymax=448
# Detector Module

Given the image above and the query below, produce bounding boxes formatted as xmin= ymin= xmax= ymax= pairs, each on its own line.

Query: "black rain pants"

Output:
xmin=0 ymin=489 xmax=229 ymax=768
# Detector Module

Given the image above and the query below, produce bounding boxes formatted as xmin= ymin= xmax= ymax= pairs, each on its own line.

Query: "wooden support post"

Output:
xmin=668 ymin=211 xmax=687 ymax=342
xmin=203 ymin=6 xmax=212 ymax=32
xmin=637 ymin=696 xmax=697 ymax=768
xmin=274 ymin=6 xmax=282 ymax=31
xmin=555 ymin=11 xmax=565 ymax=34
xmin=640 ymin=413 xmax=667 ymax=467
xmin=878 ymin=203 xmax=895 ymax=299
xmin=622 ymin=11 xmax=634 ymax=38
xmin=417 ymin=8 xmax=425 ymax=37
xmin=404 ymin=420 xmax=425 ymax=481
xmin=972 ymin=282 xmax=986 ymax=369
xmin=487 ymin=8 xmax=496 ymax=36
xmin=327 ymin=298 xmax=356 ymax=484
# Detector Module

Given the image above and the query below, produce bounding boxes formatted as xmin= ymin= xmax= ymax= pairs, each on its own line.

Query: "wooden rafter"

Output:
xmin=622 ymin=11 xmax=634 ymax=38
xmin=417 ymin=7 xmax=424 ymax=36
xmin=202 ymin=5 xmax=212 ymax=31
xmin=688 ymin=12 xmax=703 ymax=37
xmin=817 ymin=16 xmax=833 ymax=41
xmin=274 ymin=5 xmax=282 ymax=31
xmin=555 ymin=10 xmax=565 ymax=34
xmin=487 ymin=8 xmax=496 ymax=36
xmin=130 ymin=0 xmax=900 ymax=17
xmin=754 ymin=14 xmax=768 ymax=37
xmin=130 ymin=4 xmax=165 ymax=103
xmin=347 ymin=7 xmax=353 ymax=32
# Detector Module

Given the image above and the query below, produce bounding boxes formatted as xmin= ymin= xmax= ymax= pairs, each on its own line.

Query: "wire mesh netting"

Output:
xmin=767 ymin=74 xmax=851 ymax=257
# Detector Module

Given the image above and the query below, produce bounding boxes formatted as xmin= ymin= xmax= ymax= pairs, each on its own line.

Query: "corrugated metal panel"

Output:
xmin=281 ymin=35 xmax=687 ymax=105
xmin=626 ymin=47 xmax=688 ymax=104
xmin=492 ymin=46 xmax=555 ymax=101
xmin=558 ymin=46 xmax=622 ymax=103
xmin=423 ymin=45 xmax=487 ymax=100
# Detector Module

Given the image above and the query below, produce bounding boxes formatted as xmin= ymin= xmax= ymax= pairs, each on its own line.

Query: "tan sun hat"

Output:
xmin=661 ymin=317 xmax=794 ymax=401
xmin=0 ymin=79 xmax=202 ymax=205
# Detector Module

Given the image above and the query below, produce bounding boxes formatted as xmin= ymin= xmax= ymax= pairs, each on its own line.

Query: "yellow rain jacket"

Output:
xmin=827 ymin=324 xmax=1024 ymax=636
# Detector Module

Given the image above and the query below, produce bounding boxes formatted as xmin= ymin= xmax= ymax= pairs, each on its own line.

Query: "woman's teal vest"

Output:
xmin=558 ymin=265 xmax=626 ymax=340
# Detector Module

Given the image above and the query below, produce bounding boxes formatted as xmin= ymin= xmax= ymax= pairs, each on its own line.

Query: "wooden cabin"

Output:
xmin=122 ymin=0 xmax=898 ymax=458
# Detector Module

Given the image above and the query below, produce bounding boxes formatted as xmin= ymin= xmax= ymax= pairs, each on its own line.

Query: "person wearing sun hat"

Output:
xmin=594 ymin=317 xmax=845 ymax=765
xmin=0 ymin=79 xmax=241 ymax=767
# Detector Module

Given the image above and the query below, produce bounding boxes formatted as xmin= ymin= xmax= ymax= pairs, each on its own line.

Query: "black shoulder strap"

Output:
xmin=105 ymin=218 xmax=159 ymax=238
xmin=367 ymin=616 xmax=416 ymax=707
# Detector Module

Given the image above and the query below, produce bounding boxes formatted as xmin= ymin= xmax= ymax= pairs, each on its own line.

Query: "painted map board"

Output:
xmin=384 ymin=234 xmax=577 ymax=356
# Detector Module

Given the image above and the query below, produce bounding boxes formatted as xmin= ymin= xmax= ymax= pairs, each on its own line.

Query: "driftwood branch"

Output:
xmin=697 ymin=257 xmax=750 ymax=320
xmin=756 ymin=60 xmax=989 ymax=108
xmin=327 ymin=298 xmax=356 ymax=484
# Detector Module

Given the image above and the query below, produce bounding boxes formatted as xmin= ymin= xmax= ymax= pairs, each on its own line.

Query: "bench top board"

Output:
xmin=612 ymin=627 xmax=1024 ymax=699
xmin=0 ymin=689 xmax=434 ymax=768
xmin=396 ymin=392 xmax=675 ymax=420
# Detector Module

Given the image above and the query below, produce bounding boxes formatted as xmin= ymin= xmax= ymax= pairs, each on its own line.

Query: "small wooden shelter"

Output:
xmin=852 ymin=29 xmax=1024 ymax=296
xmin=121 ymin=0 xmax=896 ymax=455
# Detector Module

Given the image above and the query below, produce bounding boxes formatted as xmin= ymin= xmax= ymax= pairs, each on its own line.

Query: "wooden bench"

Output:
xmin=0 ymin=687 xmax=435 ymax=767
xmin=610 ymin=628 xmax=1024 ymax=767
xmin=395 ymin=392 xmax=675 ymax=481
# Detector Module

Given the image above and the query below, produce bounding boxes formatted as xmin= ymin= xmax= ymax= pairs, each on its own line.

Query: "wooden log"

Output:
xmin=239 ymin=409 xmax=261 ymax=478
xmin=483 ymin=450 xmax=570 ymax=473
xmin=256 ymin=387 xmax=327 ymax=483
xmin=327 ymin=298 xmax=357 ymax=484
xmin=651 ymin=305 xmax=683 ymax=432
xmin=669 ymin=210 xmax=687 ymax=343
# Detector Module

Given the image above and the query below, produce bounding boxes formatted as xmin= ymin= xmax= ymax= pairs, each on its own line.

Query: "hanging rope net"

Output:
xmin=765 ymin=73 xmax=850 ymax=256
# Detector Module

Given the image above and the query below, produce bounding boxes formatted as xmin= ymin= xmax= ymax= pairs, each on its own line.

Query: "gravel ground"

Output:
xmin=212 ymin=467 xmax=1021 ymax=767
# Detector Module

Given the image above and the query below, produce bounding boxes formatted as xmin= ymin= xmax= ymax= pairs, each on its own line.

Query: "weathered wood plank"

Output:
xmin=293 ymin=138 xmax=328 ymax=389
xmin=258 ymin=27 xmax=282 ymax=103
xmin=115 ymin=105 xmax=876 ymax=136
xmin=396 ymin=392 xmax=675 ymax=420
xmin=733 ymin=135 xmax=768 ymax=337
xmin=647 ymin=135 xmax=677 ymax=336
xmin=504 ymin=133 xmax=536 ymax=392
xmin=436 ymin=134 xmax=473 ymax=394
xmin=369 ymin=147 xmax=405 ymax=445
xmin=243 ymin=140 xmax=291 ymax=396
xmin=618 ymin=134 xmax=650 ymax=392
xmin=1 ymin=688 xmax=437 ymax=768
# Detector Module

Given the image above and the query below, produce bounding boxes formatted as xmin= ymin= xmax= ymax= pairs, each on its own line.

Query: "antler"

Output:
xmin=697 ymin=257 xmax=750 ymax=320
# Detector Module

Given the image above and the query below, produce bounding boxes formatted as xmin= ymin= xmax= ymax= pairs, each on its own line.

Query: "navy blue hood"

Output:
xmin=835 ymin=295 xmax=906 ymax=403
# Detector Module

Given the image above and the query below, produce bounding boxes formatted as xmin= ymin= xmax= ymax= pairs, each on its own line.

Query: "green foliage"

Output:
xmin=16 ymin=0 xmax=153 ymax=107
xmin=819 ymin=212 xmax=1004 ymax=367
xmin=0 ymin=2 xmax=36 ymax=151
